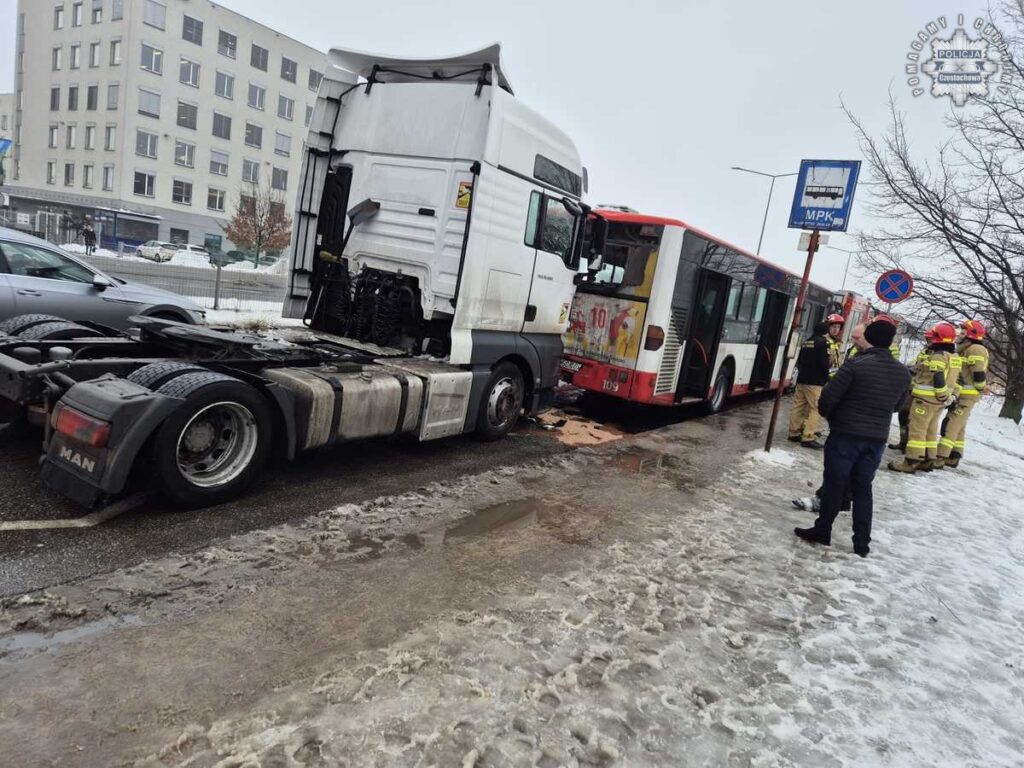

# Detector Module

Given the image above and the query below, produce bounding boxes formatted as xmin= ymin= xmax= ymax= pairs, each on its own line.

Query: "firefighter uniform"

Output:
xmin=937 ymin=340 xmax=989 ymax=467
xmin=826 ymin=337 xmax=842 ymax=378
xmin=902 ymin=349 xmax=953 ymax=464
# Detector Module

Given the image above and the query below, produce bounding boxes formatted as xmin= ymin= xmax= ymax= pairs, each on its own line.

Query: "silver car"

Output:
xmin=0 ymin=227 xmax=205 ymax=328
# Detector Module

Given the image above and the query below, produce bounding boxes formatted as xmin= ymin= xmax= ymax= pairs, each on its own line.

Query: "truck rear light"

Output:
xmin=54 ymin=405 xmax=111 ymax=447
xmin=644 ymin=325 xmax=665 ymax=351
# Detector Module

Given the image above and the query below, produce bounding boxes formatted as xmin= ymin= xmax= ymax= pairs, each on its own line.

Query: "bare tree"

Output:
xmin=222 ymin=182 xmax=293 ymax=266
xmin=846 ymin=3 xmax=1024 ymax=422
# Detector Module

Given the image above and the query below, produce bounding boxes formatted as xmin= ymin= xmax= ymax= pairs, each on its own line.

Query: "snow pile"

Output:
xmin=746 ymin=447 xmax=798 ymax=467
xmin=168 ymin=251 xmax=211 ymax=269
xmin=60 ymin=243 xmax=119 ymax=258
xmin=222 ymin=261 xmax=255 ymax=272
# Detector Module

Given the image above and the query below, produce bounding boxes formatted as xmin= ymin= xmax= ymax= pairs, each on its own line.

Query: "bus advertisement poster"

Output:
xmin=564 ymin=294 xmax=648 ymax=368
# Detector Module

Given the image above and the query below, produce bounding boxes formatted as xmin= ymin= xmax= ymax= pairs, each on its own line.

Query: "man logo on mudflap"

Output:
xmin=60 ymin=446 xmax=97 ymax=474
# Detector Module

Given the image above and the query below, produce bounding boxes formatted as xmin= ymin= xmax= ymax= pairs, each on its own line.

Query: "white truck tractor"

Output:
xmin=0 ymin=45 xmax=603 ymax=508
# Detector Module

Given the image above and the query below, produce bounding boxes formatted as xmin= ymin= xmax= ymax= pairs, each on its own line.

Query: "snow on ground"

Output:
xmin=202 ymin=306 xmax=303 ymax=328
xmin=61 ymin=242 xmax=123 ymax=259
xmin=168 ymin=251 xmax=212 ymax=269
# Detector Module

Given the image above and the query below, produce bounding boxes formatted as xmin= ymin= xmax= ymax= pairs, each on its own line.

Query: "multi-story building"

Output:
xmin=5 ymin=0 xmax=325 ymax=251
xmin=0 ymin=93 xmax=14 ymax=190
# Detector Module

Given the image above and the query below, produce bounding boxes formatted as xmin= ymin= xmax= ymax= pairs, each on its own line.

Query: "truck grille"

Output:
xmin=654 ymin=307 xmax=687 ymax=395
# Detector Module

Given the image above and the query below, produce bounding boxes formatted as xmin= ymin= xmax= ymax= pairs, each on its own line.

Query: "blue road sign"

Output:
xmin=0 ymin=138 xmax=13 ymax=157
xmin=875 ymin=269 xmax=914 ymax=304
xmin=788 ymin=159 xmax=861 ymax=232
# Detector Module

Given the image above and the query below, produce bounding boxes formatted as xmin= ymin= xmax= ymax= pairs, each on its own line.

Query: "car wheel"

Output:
xmin=16 ymin=321 xmax=104 ymax=341
xmin=705 ymin=367 xmax=732 ymax=414
xmin=475 ymin=361 xmax=525 ymax=441
xmin=152 ymin=374 xmax=272 ymax=508
xmin=0 ymin=314 xmax=69 ymax=336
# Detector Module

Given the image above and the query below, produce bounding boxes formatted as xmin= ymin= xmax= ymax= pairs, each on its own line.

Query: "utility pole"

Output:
xmin=731 ymin=167 xmax=799 ymax=255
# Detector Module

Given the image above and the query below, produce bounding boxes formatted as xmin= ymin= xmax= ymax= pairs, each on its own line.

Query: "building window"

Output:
xmin=280 ymin=57 xmax=297 ymax=83
xmin=210 ymin=149 xmax=229 ymax=176
xmin=47 ymin=161 xmax=57 ymax=184
xmin=105 ymin=124 xmax=116 ymax=150
xmin=250 ymin=44 xmax=268 ymax=72
xmin=177 ymin=100 xmax=198 ymax=129
xmin=169 ymin=228 xmax=189 ymax=244
xmin=103 ymin=164 xmax=114 ymax=191
xmin=242 ymin=158 xmax=259 ymax=183
xmin=135 ymin=128 xmax=158 ymax=158
xmin=86 ymin=84 xmax=98 ymax=110
xmin=72 ymin=2 xmax=83 ymax=26
xmin=110 ymin=39 xmax=122 ymax=65
xmin=207 ymin=187 xmax=226 ymax=212
xmin=174 ymin=140 xmax=195 ymax=168
xmin=215 ymin=71 xmax=234 ymax=99
xmin=70 ymin=44 xmax=81 ymax=69
xmin=52 ymin=46 xmax=62 ymax=71
xmin=305 ymin=104 xmax=313 ymax=126
xmin=272 ymin=167 xmax=288 ymax=191
xmin=68 ymin=85 xmax=79 ymax=111
xmin=138 ymin=88 xmax=160 ymax=118
xmin=54 ymin=6 xmax=65 ymax=29
xmin=278 ymin=94 xmax=294 ymax=121
xmin=182 ymin=15 xmax=203 ymax=45
xmin=217 ymin=29 xmax=236 ymax=58
xmin=91 ymin=0 xmax=102 ymax=23
xmin=247 ymin=83 xmax=265 ymax=110
xmin=134 ymin=171 xmax=155 ymax=197
xmin=111 ymin=0 xmax=123 ymax=20
xmin=66 ymin=124 xmax=77 ymax=149
xmin=308 ymin=69 xmax=323 ymax=92
xmin=244 ymin=122 xmax=262 ymax=148
xmin=107 ymin=82 xmax=119 ymax=109
xmin=172 ymin=179 xmax=193 ymax=205
xmin=89 ymin=42 xmax=100 ymax=67
xmin=48 ymin=124 xmax=59 ymax=148
xmin=140 ymin=43 xmax=163 ymax=74
xmin=64 ymin=162 xmax=75 ymax=186
xmin=179 ymin=59 xmax=200 ymax=87
xmin=83 ymin=164 xmax=94 ymax=188
xmin=212 ymin=112 xmax=232 ymax=140
xmin=143 ymin=0 xmax=165 ymax=29
xmin=274 ymin=132 xmax=291 ymax=157
xmin=84 ymin=124 xmax=96 ymax=149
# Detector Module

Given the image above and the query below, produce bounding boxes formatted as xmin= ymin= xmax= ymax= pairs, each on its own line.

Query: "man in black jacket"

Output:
xmin=795 ymin=320 xmax=911 ymax=557
xmin=788 ymin=322 xmax=832 ymax=449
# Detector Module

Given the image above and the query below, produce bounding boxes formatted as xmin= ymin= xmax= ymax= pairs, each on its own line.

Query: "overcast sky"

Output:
xmin=0 ymin=0 xmax=990 ymax=294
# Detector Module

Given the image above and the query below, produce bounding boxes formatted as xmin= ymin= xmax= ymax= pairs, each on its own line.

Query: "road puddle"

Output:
xmin=445 ymin=497 xmax=562 ymax=541
xmin=0 ymin=614 xmax=141 ymax=659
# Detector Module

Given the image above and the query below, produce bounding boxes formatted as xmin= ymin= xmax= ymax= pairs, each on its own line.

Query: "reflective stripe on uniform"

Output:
xmin=906 ymin=440 xmax=929 ymax=449
xmin=958 ymin=387 xmax=980 ymax=396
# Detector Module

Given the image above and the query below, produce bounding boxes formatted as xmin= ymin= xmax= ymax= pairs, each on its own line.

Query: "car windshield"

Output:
xmin=0 ymin=241 xmax=95 ymax=283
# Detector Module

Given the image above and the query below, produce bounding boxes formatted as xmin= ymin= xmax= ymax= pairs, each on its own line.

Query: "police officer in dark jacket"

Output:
xmin=795 ymin=320 xmax=911 ymax=557
xmin=788 ymin=322 xmax=832 ymax=448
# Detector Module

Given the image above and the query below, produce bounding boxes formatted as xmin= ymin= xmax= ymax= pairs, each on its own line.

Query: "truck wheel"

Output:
xmin=705 ymin=367 xmax=732 ymax=414
xmin=152 ymin=374 xmax=272 ymax=508
xmin=128 ymin=361 xmax=210 ymax=390
xmin=16 ymin=321 xmax=104 ymax=341
xmin=475 ymin=362 xmax=524 ymax=441
xmin=0 ymin=314 xmax=68 ymax=335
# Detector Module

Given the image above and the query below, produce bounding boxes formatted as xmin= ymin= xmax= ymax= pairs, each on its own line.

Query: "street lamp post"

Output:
xmin=730 ymin=166 xmax=799 ymax=255
xmin=826 ymin=245 xmax=857 ymax=291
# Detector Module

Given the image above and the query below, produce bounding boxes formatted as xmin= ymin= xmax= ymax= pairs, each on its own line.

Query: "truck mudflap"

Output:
xmin=40 ymin=376 xmax=183 ymax=508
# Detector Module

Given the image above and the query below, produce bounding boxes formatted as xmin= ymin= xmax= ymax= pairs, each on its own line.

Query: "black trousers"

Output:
xmin=812 ymin=433 xmax=887 ymax=549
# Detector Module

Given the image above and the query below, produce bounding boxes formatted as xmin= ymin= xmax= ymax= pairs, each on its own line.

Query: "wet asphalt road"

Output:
xmin=0 ymin=393 xmax=781 ymax=598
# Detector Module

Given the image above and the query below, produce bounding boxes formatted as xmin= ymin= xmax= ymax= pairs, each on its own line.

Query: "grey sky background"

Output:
xmin=0 ymin=1 xmax=989 ymax=296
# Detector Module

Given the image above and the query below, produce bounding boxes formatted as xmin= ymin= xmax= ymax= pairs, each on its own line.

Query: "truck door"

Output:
xmin=679 ymin=270 xmax=730 ymax=399
xmin=522 ymin=192 xmax=578 ymax=336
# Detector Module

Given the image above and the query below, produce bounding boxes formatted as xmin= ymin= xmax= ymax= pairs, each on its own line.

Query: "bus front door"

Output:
xmin=750 ymin=289 xmax=788 ymax=389
xmin=679 ymin=270 xmax=730 ymax=399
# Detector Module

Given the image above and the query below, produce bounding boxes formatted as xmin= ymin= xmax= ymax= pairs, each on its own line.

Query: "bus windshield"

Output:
xmin=584 ymin=222 xmax=661 ymax=294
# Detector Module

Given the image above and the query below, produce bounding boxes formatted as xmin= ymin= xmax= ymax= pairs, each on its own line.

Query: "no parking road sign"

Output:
xmin=875 ymin=269 xmax=914 ymax=304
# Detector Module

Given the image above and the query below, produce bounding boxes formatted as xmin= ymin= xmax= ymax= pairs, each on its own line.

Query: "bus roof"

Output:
xmin=594 ymin=207 xmax=833 ymax=292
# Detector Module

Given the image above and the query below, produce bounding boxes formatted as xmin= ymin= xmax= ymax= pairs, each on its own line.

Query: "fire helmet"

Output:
xmin=826 ymin=313 xmax=845 ymax=326
xmin=962 ymin=319 xmax=986 ymax=341
xmin=929 ymin=321 xmax=958 ymax=345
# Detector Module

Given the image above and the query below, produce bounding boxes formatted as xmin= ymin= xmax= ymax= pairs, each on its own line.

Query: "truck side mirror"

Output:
xmin=588 ymin=217 xmax=607 ymax=272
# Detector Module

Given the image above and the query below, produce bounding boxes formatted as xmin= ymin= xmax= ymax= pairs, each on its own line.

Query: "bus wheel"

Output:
xmin=706 ymin=368 xmax=732 ymax=414
xmin=475 ymin=362 xmax=524 ymax=442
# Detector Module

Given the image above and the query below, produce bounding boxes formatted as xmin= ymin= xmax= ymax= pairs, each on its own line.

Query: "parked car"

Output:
xmin=0 ymin=227 xmax=206 ymax=328
xmin=210 ymin=249 xmax=251 ymax=267
xmin=137 ymin=240 xmax=177 ymax=262
xmin=169 ymin=244 xmax=212 ymax=268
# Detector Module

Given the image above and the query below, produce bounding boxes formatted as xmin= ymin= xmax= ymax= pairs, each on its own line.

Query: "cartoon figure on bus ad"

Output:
xmin=564 ymin=296 xmax=646 ymax=367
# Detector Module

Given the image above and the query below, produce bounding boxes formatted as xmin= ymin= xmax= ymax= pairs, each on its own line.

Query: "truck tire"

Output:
xmin=127 ymin=361 xmax=210 ymax=390
xmin=0 ymin=314 xmax=68 ymax=335
xmin=475 ymin=361 xmax=524 ymax=442
xmin=16 ymin=321 xmax=104 ymax=341
xmin=152 ymin=374 xmax=272 ymax=508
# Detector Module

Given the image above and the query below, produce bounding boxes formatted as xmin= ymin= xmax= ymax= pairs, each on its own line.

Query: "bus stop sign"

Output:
xmin=875 ymin=269 xmax=914 ymax=304
xmin=788 ymin=159 xmax=861 ymax=232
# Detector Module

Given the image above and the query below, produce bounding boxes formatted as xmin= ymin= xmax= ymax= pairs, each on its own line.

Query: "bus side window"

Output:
xmin=725 ymin=282 xmax=742 ymax=318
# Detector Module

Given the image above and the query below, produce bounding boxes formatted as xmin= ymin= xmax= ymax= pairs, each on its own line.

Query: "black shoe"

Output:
xmin=794 ymin=527 xmax=831 ymax=546
xmin=887 ymin=442 xmax=904 ymax=451
xmin=853 ymin=546 xmax=870 ymax=558
xmin=800 ymin=440 xmax=825 ymax=450
xmin=787 ymin=435 xmax=802 ymax=443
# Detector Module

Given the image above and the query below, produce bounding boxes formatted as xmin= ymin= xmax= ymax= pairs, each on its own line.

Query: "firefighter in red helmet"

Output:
xmin=825 ymin=314 xmax=845 ymax=378
xmin=936 ymin=319 xmax=989 ymax=468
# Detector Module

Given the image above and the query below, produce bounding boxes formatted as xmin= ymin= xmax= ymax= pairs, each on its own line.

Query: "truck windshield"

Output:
xmin=585 ymin=222 xmax=661 ymax=294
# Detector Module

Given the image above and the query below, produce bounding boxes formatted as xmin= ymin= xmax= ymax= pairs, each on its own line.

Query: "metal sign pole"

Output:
xmin=764 ymin=229 xmax=819 ymax=452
